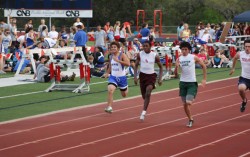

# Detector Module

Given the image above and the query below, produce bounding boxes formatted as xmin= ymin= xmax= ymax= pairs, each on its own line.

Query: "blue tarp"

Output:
xmin=233 ymin=10 xmax=250 ymax=22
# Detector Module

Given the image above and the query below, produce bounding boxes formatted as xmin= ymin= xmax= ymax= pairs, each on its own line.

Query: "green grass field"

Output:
xmin=0 ymin=64 xmax=241 ymax=122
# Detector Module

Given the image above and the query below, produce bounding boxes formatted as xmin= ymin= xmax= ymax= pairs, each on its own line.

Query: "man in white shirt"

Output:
xmin=48 ymin=25 xmax=58 ymax=40
xmin=230 ymin=39 xmax=250 ymax=112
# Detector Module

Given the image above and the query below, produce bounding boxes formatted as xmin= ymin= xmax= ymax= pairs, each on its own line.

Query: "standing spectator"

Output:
xmin=200 ymin=28 xmax=213 ymax=44
xmin=9 ymin=18 xmax=17 ymax=52
xmin=134 ymin=41 xmax=163 ymax=121
xmin=119 ymin=23 xmax=126 ymax=46
xmin=94 ymin=24 xmax=106 ymax=50
xmin=0 ymin=29 xmax=5 ymax=74
xmin=48 ymin=25 xmax=58 ymax=40
xmin=68 ymin=26 xmax=76 ymax=47
xmin=102 ymin=41 xmax=130 ymax=113
xmin=1 ymin=28 xmax=12 ymax=54
xmin=107 ymin=26 xmax=114 ymax=42
xmin=104 ymin=22 xmax=110 ymax=33
xmin=25 ymin=19 xmax=33 ymax=30
xmin=123 ymin=20 xmax=134 ymax=37
xmin=73 ymin=17 xmax=83 ymax=27
xmin=114 ymin=21 xmax=121 ymax=42
xmin=37 ymin=19 xmax=48 ymax=38
xmin=40 ymin=26 xmax=48 ymax=38
xmin=209 ymin=24 xmax=216 ymax=41
xmin=140 ymin=23 xmax=150 ymax=44
xmin=0 ymin=18 xmax=11 ymax=31
xmin=181 ymin=23 xmax=191 ymax=42
xmin=174 ymin=42 xmax=207 ymax=128
xmin=74 ymin=25 xmax=88 ymax=60
xmin=177 ymin=21 xmax=184 ymax=41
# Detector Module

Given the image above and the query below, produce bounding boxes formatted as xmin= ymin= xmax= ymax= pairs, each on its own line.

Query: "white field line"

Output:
xmin=0 ymin=84 xmax=236 ymax=137
xmin=0 ymin=78 xmax=237 ymax=125
xmin=0 ymin=92 xmax=237 ymax=152
xmin=170 ymin=129 xmax=250 ymax=157
xmin=102 ymin=114 xmax=250 ymax=157
xmin=0 ymin=76 xmax=237 ymax=99
xmin=239 ymin=152 xmax=250 ymax=157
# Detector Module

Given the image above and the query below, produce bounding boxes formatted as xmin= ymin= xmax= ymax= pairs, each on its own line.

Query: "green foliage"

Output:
xmin=189 ymin=7 xmax=226 ymax=25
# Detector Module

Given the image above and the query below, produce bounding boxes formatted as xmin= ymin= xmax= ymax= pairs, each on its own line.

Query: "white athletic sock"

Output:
xmin=141 ymin=110 xmax=146 ymax=115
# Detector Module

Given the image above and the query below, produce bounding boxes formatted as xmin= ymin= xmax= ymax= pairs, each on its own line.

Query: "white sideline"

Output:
xmin=0 ymin=77 xmax=237 ymax=125
xmin=239 ymin=152 xmax=250 ymax=157
xmin=0 ymin=92 xmax=237 ymax=152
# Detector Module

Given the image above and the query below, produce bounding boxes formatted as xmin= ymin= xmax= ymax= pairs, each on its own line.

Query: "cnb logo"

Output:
xmin=66 ymin=10 xmax=79 ymax=17
xmin=16 ymin=10 xmax=30 ymax=16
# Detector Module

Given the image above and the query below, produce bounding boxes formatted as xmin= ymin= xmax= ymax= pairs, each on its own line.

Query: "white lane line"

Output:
xmin=0 ymin=85 xmax=236 ymax=138
xmin=239 ymin=152 xmax=250 ymax=157
xmin=170 ymin=129 xmax=250 ymax=157
xmin=102 ymin=113 xmax=250 ymax=157
xmin=1 ymin=93 xmax=237 ymax=153
xmin=0 ymin=91 xmax=43 ymax=99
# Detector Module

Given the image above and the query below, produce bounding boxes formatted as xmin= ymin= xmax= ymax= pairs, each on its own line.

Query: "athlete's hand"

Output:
xmin=229 ymin=68 xmax=235 ymax=75
xmin=158 ymin=79 xmax=162 ymax=86
xmin=102 ymin=73 xmax=109 ymax=78
xmin=134 ymin=77 xmax=138 ymax=85
xmin=201 ymin=79 xmax=206 ymax=87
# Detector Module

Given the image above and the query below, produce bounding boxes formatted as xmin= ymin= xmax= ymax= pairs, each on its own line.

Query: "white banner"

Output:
xmin=4 ymin=9 xmax=93 ymax=18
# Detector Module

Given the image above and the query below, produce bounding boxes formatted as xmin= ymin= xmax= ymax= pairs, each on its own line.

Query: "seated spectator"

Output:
xmin=88 ymin=47 xmax=106 ymax=77
xmin=56 ymin=39 xmax=71 ymax=60
xmin=197 ymin=49 xmax=209 ymax=67
xmin=211 ymin=49 xmax=223 ymax=68
xmin=13 ymin=56 xmax=31 ymax=74
xmin=34 ymin=55 xmax=75 ymax=82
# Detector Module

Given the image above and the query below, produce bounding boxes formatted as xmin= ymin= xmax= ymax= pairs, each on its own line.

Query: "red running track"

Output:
xmin=0 ymin=78 xmax=249 ymax=157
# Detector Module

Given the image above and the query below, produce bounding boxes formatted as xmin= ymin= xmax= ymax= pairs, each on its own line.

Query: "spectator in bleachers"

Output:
xmin=56 ymin=39 xmax=70 ymax=60
xmin=48 ymin=25 xmax=58 ymax=40
xmin=37 ymin=19 xmax=48 ymax=38
xmin=211 ymin=49 xmax=223 ymax=68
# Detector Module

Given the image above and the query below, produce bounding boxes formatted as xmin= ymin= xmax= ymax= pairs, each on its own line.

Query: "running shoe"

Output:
xmin=186 ymin=120 xmax=194 ymax=128
xmin=240 ymin=99 xmax=248 ymax=112
xmin=105 ymin=107 xmax=113 ymax=113
xmin=140 ymin=113 xmax=145 ymax=121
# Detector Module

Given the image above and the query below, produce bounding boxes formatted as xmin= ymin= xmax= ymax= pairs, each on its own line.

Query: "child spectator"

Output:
xmin=211 ymin=49 xmax=223 ymax=68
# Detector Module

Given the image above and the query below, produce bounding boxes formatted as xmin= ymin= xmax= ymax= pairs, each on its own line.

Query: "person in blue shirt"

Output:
xmin=74 ymin=25 xmax=88 ymax=61
xmin=140 ymin=23 xmax=150 ymax=44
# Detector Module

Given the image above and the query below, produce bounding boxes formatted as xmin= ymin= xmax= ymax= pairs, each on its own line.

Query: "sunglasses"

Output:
xmin=5 ymin=32 xmax=10 ymax=34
